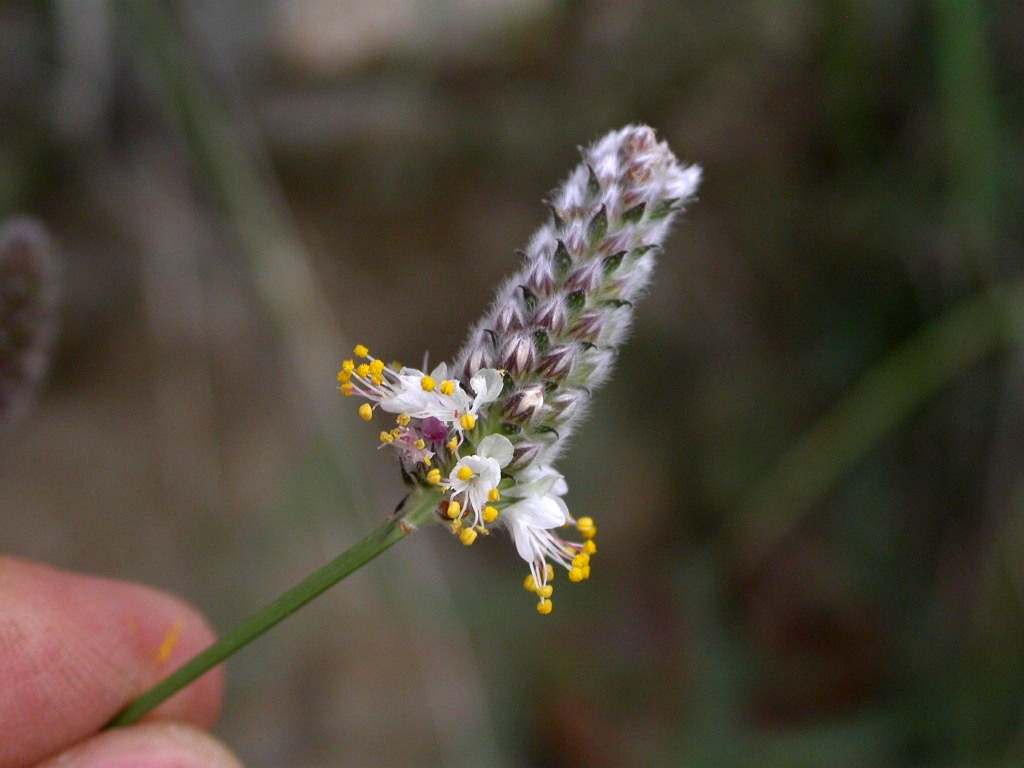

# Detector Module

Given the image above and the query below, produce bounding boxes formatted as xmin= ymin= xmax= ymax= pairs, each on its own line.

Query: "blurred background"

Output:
xmin=2 ymin=1 xmax=1023 ymax=765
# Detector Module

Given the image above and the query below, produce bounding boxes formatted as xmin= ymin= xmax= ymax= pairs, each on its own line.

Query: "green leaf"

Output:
xmin=602 ymin=251 xmax=626 ymax=275
xmin=553 ymin=239 xmax=572 ymax=278
xmin=587 ymin=205 xmax=608 ymax=243
xmin=621 ymin=202 xmax=646 ymax=224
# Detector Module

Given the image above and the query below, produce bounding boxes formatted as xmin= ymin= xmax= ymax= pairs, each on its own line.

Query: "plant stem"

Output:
xmin=725 ymin=279 xmax=1024 ymax=567
xmin=108 ymin=488 xmax=442 ymax=727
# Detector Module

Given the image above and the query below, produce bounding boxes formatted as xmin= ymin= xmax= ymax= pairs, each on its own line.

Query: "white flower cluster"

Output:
xmin=339 ymin=346 xmax=594 ymax=614
xmin=339 ymin=126 xmax=699 ymax=613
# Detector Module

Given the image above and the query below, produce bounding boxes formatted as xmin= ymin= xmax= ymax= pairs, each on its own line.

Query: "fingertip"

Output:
xmin=35 ymin=722 xmax=243 ymax=768
xmin=115 ymin=584 xmax=225 ymax=728
xmin=0 ymin=556 xmax=226 ymax=766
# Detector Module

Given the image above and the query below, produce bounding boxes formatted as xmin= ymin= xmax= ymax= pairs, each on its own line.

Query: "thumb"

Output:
xmin=35 ymin=722 xmax=243 ymax=768
xmin=0 ymin=556 xmax=224 ymax=768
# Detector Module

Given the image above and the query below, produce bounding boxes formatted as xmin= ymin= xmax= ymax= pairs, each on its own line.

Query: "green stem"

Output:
xmin=108 ymin=488 xmax=441 ymax=727
xmin=725 ymin=280 xmax=1024 ymax=567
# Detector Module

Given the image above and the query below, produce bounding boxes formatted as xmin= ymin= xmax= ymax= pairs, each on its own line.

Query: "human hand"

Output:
xmin=0 ymin=556 xmax=240 ymax=768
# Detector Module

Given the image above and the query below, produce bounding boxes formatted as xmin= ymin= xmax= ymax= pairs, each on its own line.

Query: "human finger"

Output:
xmin=0 ymin=556 xmax=224 ymax=768
xmin=34 ymin=722 xmax=242 ymax=768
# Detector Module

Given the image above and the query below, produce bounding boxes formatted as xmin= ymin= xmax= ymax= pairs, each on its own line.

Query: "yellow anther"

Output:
xmin=459 ymin=413 xmax=477 ymax=430
xmin=459 ymin=528 xmax=478 ymax=546
xmin=439 ymin=380 xmax=456 ymax=395
xmin=422 ymin=454 xmax=432 ymax=466
xmin=341 ymin=359 xmax=355 ymax=373
xmin=396 ymin=413 xmax=411 ymax=426
xmin=379 ymin=431 xmax=394 ymax=444
xmin=482 ymin=505 xmax=499 ymax=523
xmin=426 ymin=468 xmax=441 ymax=484
xmin=358 ymin=403 xmax=373 ymax=421
xmin=354 ymin=344 xmax=369 ymax=358
xmin=569 ymin=567 xmax=585 ymax=583
xmin=370 ymin=374 xmax=384 ymax=386
xmin=572 ymin=553 xmax=590 ymax=568
xmin=368 ymin=359 xmax=385 ymax=375
xmin=457 ymin=465 xmax=474 ymax=481
xmin=355 ymin=363 xmax=370 ymax=378
xmin=488 ymin=488 xmax=500 ymax=502
xmin=584 ymin=539 xmax=597 ymax=555
xmin=421 ymin=376 xmax=436 ymax=392
xmin=447 ymin=438 xmax=459 ymax=453
xmin=340 ymin=383 xmax=354 ymax=396
xmin=523 ymin=574 xmax=538 ymax=593
xmin=414 ymin=439 xmax=425 ymax=450
xmin=336 ymin=369 xmax=351 ymax=383
xmin=536 ymin=584 xmax=553 ymax=599
xmin=544 ymin=563 xmax=555 ymax=581
xmin=576 ymin=517 xmax=597 ymax=539
xmin=536 ymin=600 xmax=553 ymax=615
xmin=446 ymin=500 xmax=462 ymax=520
xmin=582 ymin=565 xmax=591 ymax=579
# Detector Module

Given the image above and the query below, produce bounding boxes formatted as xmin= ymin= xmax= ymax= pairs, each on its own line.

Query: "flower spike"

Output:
xmin=340 ymin=126 xmax=700 ymax=611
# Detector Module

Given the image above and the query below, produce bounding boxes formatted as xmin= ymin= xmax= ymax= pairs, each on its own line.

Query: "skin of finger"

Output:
xmin=34 ymin=722 xmax=243 ymax=768
xmin=0 ymin=556 xmax=224 ymax=768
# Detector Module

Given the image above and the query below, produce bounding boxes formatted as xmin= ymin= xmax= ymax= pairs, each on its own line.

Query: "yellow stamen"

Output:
xmin=576 ymin=516 xmax=597 ymax=539
xmin=457 ymin=466 xmax=474 ymax=481
xmin=536 ymin=584 xmax=553 ymax=599
xmin=460 ymin=413 xmax=477 ymax=430
xmin=396 ymin=413 xmax=411 ymax=426
xmin=523 ymin=574 xmax=538 ymax=592
xmin=536 ymin=600 xmax=553 ymax=615
xmin=421 ymin=375 xmax=436 ymax=392
xmin=340 ymin=383 xmax=354 ymax=396
xmin=358 ymin=403 xmax=373 ymax=421
xmin=368 ymin=359 xmax=385 ymax=375
xmin=582 ymin=565 xmax=591 ymax=579
xmin=447 ymin=438 xmax=459 ymax=453
xmin=488 ymin=488 xmax=500 ymax=502
xmin=341 ymin=359 xmax=355 ymax=373
xmin=379 ymin=431 xmax=394 ymax=443
xmin=414 ymin=439 xmax=425 ymax=450
xmin=354 ymin=344 xmax=369 ymax=358
xmin=459 ymin=528 xmax=478 ymax=546
xmin=446 ymin=500 xmax=462 ymax=520
xmin=572 ymin=553 xmax=590 ymax=568
xmin=439 ymin=380 xmax=456 ymax=395
xmin=544 ymin=564 xmax=555 ymax=581
xmin=370 ymin=374 xmax=383 ymax=386
xmin=482 ymin=505 xmax=499 ymax=523
xmin=355 ymin=363 xmax=370 ymax=378
xmin=336 ymin=370 xmax=351 ymax=383
xmin=584 ymin=539 xmax=597 ymax=555
xmin=426 ymin=468 xmax=441 ymax=484
xmin=569 ymin=567 xmax=584 ymax=582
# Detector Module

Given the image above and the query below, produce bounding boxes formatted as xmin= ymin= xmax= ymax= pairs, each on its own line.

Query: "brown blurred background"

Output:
xmin=2 ymin=1 xmax=1023 ymax=765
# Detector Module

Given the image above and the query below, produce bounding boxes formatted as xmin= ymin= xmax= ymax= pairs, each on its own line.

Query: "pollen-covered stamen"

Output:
xmin=448 ymin=434 xmax=513 ymax=527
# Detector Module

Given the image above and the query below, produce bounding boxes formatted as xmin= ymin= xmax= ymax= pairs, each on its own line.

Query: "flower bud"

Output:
xmin=0 ymin=218 xmax=58 ymax=433
xmin=499 ymin=333 xmax=535 ymax=376
xmin=503 ymin=385 xmax=545 ymax=423
xmin=536 ymin=345 xmax=577 ymax=382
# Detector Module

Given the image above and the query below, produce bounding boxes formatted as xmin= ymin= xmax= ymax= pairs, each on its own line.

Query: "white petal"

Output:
xmin=476 ymin=433 xmax=514 ymax=467
xmin=505 ymin=494 xmax=566 ymax=530
xmin=510 ymin=465 xmax=565 ymax=498
xmin=469 ymin=368 xmax=504 ymax=409
xmin=509 ymin=517 xmax=538 ymax=564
